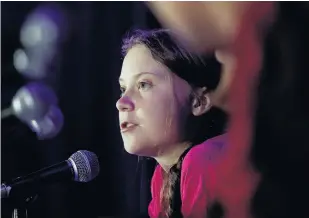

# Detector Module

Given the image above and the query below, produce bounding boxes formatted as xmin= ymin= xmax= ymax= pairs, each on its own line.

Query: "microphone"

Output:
xmin=1 ymin=150 xmax=100 ymax=199
xmin=1 ymin=82 xmax=58 ymax=122
xmin=27 ymin=105 xmax=64 ymax=140
xmin=17 ymin=3 xmax=68 ymax=80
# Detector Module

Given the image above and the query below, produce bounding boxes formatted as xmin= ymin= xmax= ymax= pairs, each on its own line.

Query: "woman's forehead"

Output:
xmin=120 ymin=44 xmax=192 ymax=96
xmin=120 ymin=44 xmax=171 ymax=80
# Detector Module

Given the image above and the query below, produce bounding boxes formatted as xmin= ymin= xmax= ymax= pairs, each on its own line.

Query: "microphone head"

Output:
xmin=68 ymin=150 xmax=100 ymax=183
xmin=20 ymin=3 xmax=68 ymax=49
xmin=27 ymin=105 xmax=64 ymax=140
xmin=12 ymin=82 xmax=58 ymax=122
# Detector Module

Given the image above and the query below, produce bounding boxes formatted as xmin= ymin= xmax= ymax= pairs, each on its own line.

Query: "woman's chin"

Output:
xmin=124 ymin=143 xmax=152 ymax=156
xmin=124 ymin=144 xmax=144 ymax=155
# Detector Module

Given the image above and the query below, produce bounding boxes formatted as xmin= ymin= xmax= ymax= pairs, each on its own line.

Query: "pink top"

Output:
xmin=148 ymin=134 xmax=227 ymax=218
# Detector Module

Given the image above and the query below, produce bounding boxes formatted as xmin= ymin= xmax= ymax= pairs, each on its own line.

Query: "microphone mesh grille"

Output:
xmin=69 ymin=150 xmax=100 ymax=182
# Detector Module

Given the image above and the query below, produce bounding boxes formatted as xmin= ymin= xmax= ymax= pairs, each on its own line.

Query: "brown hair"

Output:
xmin=121 ymin=29 xmax=227 ymax=216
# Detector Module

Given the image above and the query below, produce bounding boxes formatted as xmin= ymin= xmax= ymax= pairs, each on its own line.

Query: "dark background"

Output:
xmin=4 ymin=2 xmax=309 ymax=218
xmin=1 ymin=2 xmax=160 ymax=217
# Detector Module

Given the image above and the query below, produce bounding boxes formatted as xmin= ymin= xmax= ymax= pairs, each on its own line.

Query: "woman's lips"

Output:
xmin=120 ymin=122 xmax=139 ymax=133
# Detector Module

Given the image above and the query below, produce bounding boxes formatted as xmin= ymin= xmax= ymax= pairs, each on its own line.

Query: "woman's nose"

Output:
xmin=116 ymin=96 xmax=135 ymax=112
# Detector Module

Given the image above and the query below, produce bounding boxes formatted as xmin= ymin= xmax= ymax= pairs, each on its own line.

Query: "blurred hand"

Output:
xmin=209 ymin=50 xmax=236 ymax=112
xmin=147 ymin=2 xmax=275 ymax=54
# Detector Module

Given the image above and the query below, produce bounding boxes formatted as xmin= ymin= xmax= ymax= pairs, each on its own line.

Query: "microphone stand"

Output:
xmin=11 ymin=194 xmax=38 ymax=218
xmin=12 ymin=208 xmax=28 ymax=218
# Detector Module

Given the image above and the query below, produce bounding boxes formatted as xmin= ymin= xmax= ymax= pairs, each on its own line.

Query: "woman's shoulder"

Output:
xmin=183 ymin=133 xmax=227 ymax=168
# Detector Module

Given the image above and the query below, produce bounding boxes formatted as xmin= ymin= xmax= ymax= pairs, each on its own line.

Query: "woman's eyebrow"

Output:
xmin=118 ymin=72 xmax=160 ymax=83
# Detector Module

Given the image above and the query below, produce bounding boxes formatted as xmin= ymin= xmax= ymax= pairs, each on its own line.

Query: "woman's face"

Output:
xmin=116 ymin=44 xmax=192 ymax=157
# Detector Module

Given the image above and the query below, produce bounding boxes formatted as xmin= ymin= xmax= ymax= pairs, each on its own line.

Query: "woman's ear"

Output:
xmin=191 ymin=87 xmax=212 ymax=116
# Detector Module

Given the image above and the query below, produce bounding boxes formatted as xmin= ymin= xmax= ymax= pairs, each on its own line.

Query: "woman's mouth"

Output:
xmin=120 ymin=122 xmax=138 ymax=133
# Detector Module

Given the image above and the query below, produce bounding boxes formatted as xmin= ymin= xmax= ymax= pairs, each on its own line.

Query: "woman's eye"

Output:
xmin=137 ymin=81 xmax=152 ymax=91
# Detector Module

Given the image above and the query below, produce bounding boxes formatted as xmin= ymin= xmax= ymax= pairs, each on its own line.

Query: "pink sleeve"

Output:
xmin=148 ymin=165 xmax=162 ymax=218
xmin=148 ymin=186 xmax=155 ymax=217
xmin=180 ymin=148 xmax=215 ymax=217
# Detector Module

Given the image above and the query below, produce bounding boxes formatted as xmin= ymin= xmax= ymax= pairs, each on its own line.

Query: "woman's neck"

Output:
xmin=154 ymin=142 xmax=192 ymax=172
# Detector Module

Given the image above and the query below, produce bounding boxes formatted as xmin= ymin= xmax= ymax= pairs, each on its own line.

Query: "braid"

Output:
xmin=160 ymin=158 xmax=183 ymax=217
xmin=159 ymin=145 xmax=196 ymax=217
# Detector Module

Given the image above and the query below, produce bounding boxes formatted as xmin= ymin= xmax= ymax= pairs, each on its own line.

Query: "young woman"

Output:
xmin=116 ymin=29 xmax=227 ymax=217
